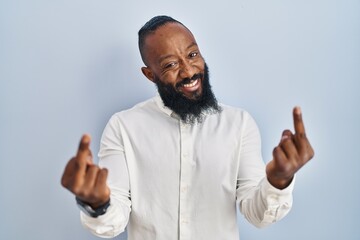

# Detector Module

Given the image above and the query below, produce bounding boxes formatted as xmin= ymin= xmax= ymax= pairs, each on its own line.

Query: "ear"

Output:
xmin=141 ymin=67 xmax=155 ymax=83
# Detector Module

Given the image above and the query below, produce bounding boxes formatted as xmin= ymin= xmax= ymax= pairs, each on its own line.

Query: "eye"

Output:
xmin=164 ymin=62 xmax=176 ymax=69
xmin=165 ymin=62 xmax=175 ymax=68
xmin=189 ymin=52 xmax=198 ymax=58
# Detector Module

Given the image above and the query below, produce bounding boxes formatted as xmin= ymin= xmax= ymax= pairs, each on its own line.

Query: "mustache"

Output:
xmin=176 ymin=73 xmax=203 ymax=88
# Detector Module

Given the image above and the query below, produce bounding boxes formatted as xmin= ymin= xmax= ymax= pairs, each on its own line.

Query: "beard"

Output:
xmin=155 ymin=63 xmax=221 ymax=124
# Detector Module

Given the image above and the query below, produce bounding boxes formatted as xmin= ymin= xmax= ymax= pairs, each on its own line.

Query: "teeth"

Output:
xmin=183 ymin=79 xmax=198 ymax=88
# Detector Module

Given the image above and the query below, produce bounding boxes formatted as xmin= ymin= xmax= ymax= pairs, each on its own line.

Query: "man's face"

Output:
xmin=141 ymin=22 xmax=220 ymax=123
xmin=141 ymin=23 xmax=205 ymax=100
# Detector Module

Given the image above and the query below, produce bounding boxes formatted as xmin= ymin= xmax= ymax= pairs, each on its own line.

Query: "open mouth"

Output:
xmin=183 ymin=79 xmax=199 ymax=88
xmin=178 ymin=78 xmax=201 ymax=93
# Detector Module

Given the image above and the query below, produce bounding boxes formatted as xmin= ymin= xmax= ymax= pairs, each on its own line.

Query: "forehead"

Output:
xmin=143 ymin=23 xmax=197 ymax=62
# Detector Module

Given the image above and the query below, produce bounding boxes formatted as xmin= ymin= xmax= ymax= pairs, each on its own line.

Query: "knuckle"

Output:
xmin=88 ymin=190 xmax=105 ymax=202
xmin=273 ymin=147 xmax=279 ymax=155
xmin=301 ymin=147 xmax=314 ymax=161
xmin=306 ymin=149 xmax=315 ymax=160
xmin=283 ymin=129 xmax=292 ymax=135
xmin=91 ymin=165 xmax=101 ymax=172
xmin=78 ymin=188 xmax=90 ymax=198
xmin=89 ymin=166 xmax=101 ymax=176
xmin=280 ymin=159 xmax=298 ymax=173
xmin=71 ymin=186 xmax=80 ymax=195
xmin=91 ymin=191 xmax=100 ymax=200
xmin=99 ymin=168 xmax=109 ymax=177
xmin=71 ymin=183 xmax=84 ymax=195
xmin=61 ymin=177 xmax=69 ymax=188
xmin=310 ymin=150 xmax=315 ymax=159
xmin=308 ymin=146 xmax=315 ymax=158
xmin=277 ymin=163 xmax=289 ymax=173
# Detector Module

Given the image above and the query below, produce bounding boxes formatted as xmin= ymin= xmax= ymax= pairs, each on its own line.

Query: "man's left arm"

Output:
xmin=237 ymin=107 xmax=314 ymax=228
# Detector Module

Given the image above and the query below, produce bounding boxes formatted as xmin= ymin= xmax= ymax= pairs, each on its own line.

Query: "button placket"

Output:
xmin=178 ymin=121 xmax=192 ymax=239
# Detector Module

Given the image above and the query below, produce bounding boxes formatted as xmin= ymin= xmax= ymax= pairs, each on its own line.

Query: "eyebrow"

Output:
xmin=158 ymin=42 xmax=198 ymax=64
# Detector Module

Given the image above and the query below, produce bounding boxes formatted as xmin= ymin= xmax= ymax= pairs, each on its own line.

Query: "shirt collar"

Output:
xmin=154 ymin=95 xmax=176 ymax=117
xmin=154 ymin=94 xmax=219 ymax=121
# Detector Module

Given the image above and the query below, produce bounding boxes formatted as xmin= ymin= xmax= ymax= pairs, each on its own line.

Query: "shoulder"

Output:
xmin=109 ymin=97 xmax=159 ymax=122
xmin=212 ymin=103 xmax=260 ymax=132
xmin=218 ymin=103 xmax=253 ymax=121
xmin=215 ymin=103 xmax=262 ymax=141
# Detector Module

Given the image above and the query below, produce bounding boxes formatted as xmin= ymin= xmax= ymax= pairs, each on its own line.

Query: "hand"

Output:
xmin=61 ymin=134 xmax=110 ymax=208
xmin=266 ymin=107 xmax=314 ymax=189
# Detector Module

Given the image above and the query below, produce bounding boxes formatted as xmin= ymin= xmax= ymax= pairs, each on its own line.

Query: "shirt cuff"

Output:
xmin=260 ymin=175 xmax=295 ymax=224
xmin=80 ymin=201 xmax=129 ymax=238
xmin=262 ymin=175 xmax=296 ymax=198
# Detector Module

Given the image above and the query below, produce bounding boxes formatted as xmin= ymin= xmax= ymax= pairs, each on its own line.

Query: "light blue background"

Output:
xmin=1 ymin=0 xmax=359 ymax=239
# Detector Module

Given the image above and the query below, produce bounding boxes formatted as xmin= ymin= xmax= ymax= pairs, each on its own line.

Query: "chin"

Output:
xmin=183 ymin=88 xmax=203 ymax=100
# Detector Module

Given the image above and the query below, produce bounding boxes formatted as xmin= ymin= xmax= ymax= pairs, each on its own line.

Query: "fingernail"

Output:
xmin=83 ymin=134 xmax=91 ymax=142
xmin=281 ymin=135 xmax=289 ymax=140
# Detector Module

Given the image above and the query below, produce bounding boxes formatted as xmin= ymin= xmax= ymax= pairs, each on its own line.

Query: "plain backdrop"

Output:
xmin=1 ymin=0 xmax=359 ymax=239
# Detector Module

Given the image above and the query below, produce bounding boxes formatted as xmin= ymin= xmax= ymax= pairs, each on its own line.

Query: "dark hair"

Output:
xmin=138 ymin=15 xmax=184 ymax=65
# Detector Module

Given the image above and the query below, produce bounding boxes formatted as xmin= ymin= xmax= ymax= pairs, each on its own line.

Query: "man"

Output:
xmin=61 ymin=16 xmax=314 ymax=239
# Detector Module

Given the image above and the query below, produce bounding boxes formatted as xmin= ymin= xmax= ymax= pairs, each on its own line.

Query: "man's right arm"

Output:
xmin=61 ymin=121 xmax=131 ymax=237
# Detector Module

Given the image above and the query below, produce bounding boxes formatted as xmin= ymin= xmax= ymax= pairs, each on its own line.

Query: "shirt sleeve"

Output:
xmin=80 ymin=114 xmax=131 ymax=237
xmin=236 ymin=112 xmax=294 ymax=228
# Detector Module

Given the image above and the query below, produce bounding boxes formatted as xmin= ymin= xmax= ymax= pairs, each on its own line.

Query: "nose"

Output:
xmin=179 ymin=60 xmax=196 ymax=79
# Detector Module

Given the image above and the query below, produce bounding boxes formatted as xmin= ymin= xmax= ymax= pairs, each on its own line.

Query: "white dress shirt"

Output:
xmin=80 ymin=96 xmax=294 ymax=239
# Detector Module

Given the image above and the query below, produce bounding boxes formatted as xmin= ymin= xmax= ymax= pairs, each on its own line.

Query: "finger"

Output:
xmin=279 ymin=130 xmax=298 ymax=159
xmin=61 ymin=157 xmax=77 ymax=188
xmin=272 ymin=146 xmax=289 ymax=175
xmin=75 ymin=134 xmax=93 ymax=171
xmin=94 ymin=168 xmax=110 ymax=200
xmin=280 ymin=129 xmax=293 ymax=143
xmin=77 ymin=134 xmax=91 ymax=155
xmin=95 ymin=168 xmax=109 ymax=191
xmin=69 ymin=135 xmax=94 ymax=192
xmin=293 ymin=106 xmax=306 ymax=138
xmin=81 ymin=165 xmax=100 ymax=193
